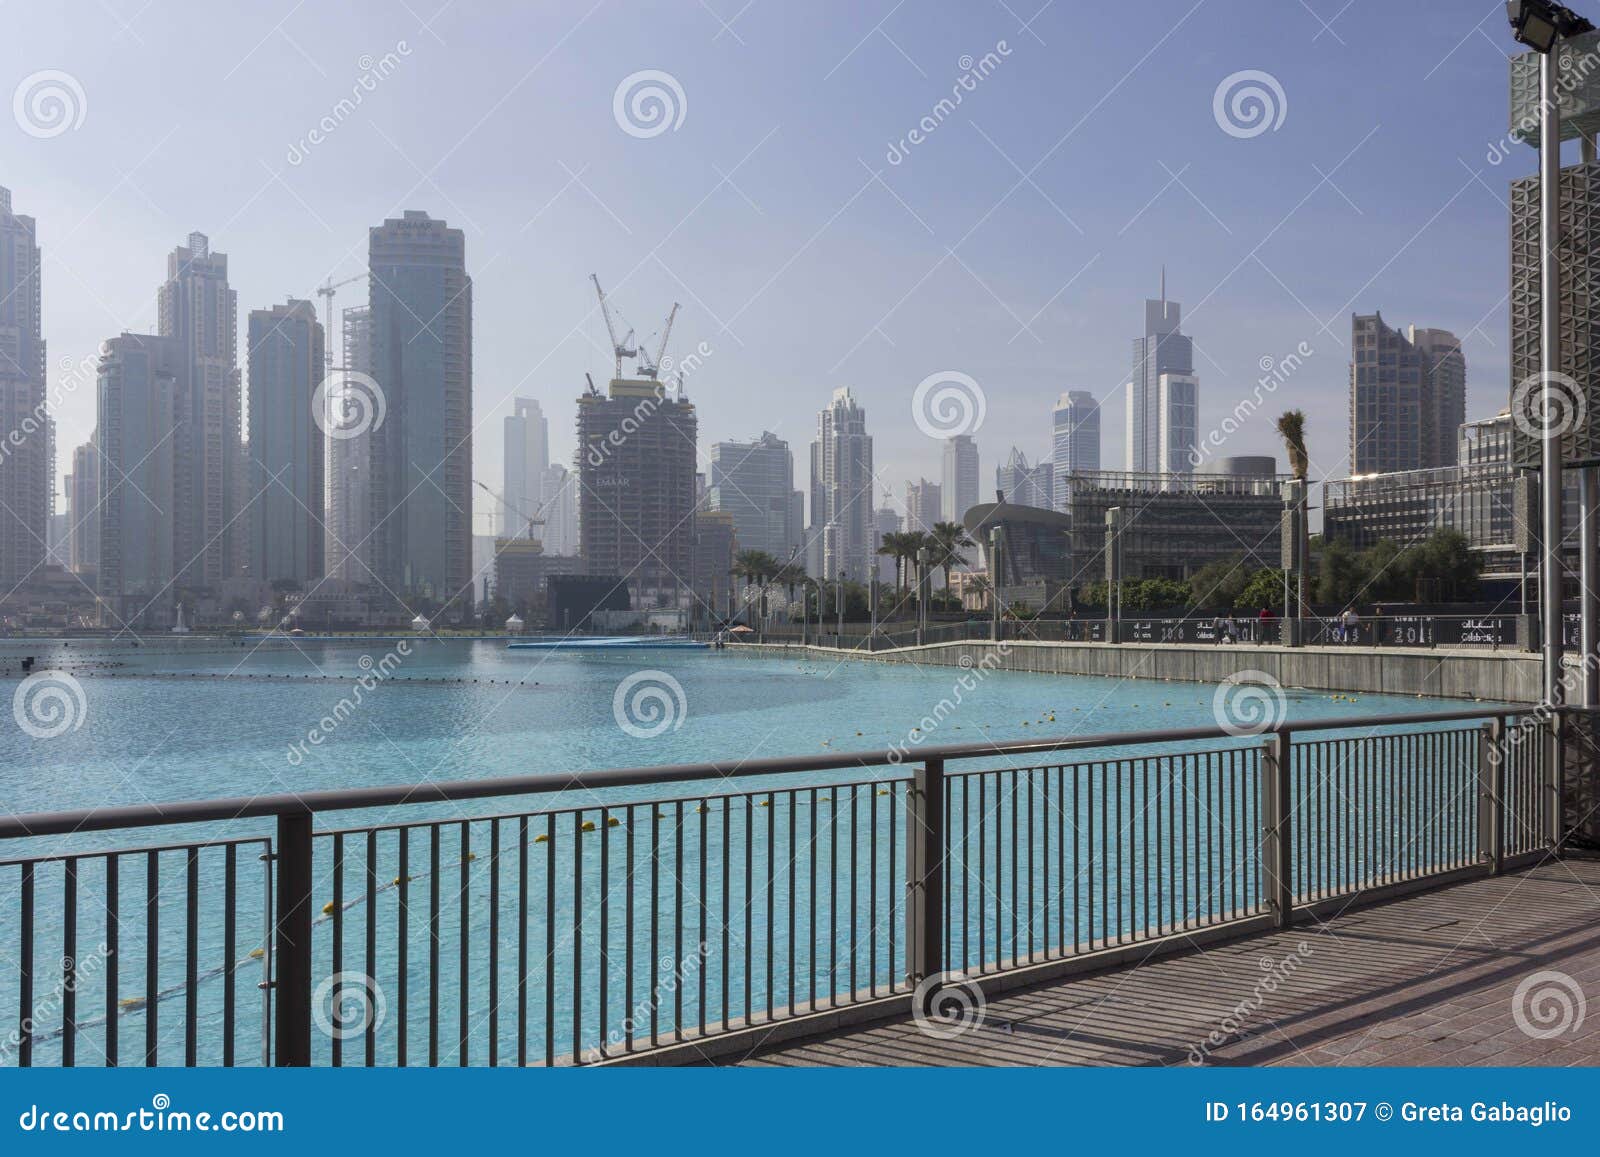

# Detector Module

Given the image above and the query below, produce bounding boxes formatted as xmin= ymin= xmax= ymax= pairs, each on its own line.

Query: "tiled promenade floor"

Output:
xmin=732 ymin=858 xmax=1600 ymax=1066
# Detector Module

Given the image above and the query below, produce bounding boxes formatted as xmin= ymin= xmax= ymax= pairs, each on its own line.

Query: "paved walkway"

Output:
xmin=732 ymin=858 xmax=1600 ymax=1066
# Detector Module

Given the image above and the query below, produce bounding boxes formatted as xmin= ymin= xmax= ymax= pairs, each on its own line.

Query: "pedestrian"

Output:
xmin=1341 ymin=606 xmax=1359 ymax=645
xmin=1212 ymin=613 xmax=1227 ymax=646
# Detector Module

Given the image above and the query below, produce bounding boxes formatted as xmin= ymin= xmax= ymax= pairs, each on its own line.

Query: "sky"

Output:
xmin=0 ymin=0 xmax=1546 ymax=535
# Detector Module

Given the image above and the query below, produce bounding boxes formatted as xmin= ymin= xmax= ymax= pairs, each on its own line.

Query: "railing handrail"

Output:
xmin=0 ymin=705 xmax=1525 ymax=841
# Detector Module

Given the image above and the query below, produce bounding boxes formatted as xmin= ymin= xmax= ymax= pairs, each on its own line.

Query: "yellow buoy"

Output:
xmin=533 ymin=834 xmax=549 ymax=844
xmin=607 ymin=816 xmax=621 ymax=826
xmin=321 ymin=901 xmax=336 ymax=915
xmin=581 ymin=820 xmax=596 ymax=832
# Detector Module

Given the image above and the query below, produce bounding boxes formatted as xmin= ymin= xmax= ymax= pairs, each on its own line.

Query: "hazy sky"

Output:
xmin=4 ymin=0 xmax=1539 ymax=533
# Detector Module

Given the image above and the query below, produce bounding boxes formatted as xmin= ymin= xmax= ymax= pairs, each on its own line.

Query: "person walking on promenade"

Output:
xmin=1341 ymin=606 xmax=1359 ymax=645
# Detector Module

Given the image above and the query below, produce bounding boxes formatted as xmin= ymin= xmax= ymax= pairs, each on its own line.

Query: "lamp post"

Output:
xmin=989 ymin=525 xmax=1004 ymax=643
xmin=837 ymin=567 xmax=846 ymax=643
xmin=1508 ymin=0 xmax=1596 ymax=705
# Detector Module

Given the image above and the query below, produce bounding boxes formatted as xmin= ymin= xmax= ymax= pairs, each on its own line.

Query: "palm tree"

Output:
xmin=1275 ymin=410 xmax=1310 ymax=623
xmin=733 ymin=549 xmax=781 ymax=628
xmin=876 ymin=531 xmax=914 ymax=592
xmin=929 ymin=521 xmax=974 ymax=592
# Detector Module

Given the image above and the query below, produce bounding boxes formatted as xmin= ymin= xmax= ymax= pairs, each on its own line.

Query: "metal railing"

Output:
xmin=0 ymin=705 xmax=1569 ymax=1067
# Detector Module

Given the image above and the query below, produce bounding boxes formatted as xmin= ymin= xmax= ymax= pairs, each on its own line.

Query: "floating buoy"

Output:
xmin=580 ymin=820 xmax=596 ymax=832
xmin=606 ymin=816 xmax=621 ymax=827
xmin=758 ymin=799 xmax=770 ymax=807
xmin=464 ymin=852 xmax=478 ymax=861
xmin=534 ymin=834 xmax=549 ymax=844
xmin=392 ymin=875 xmax=412 ymax=886
xmin=321 ymin=901 xmax=336 ymax=915
xmin=248 ymin=947 xmax=265 ymax=960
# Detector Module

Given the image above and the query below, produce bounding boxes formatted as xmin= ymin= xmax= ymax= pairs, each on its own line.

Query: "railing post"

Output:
xmin=274 ymin=810 xmax=314 ymax=1066
xmin=1479 ymin=718 xmax=1505 ymax=875
xmin=1549 ymin=711 xmax=1567 ymax=855
xmin=906 ymin=759 xmax=945 ymax=998
xmin=1259 ymin=731 xmax=1293 ymax=929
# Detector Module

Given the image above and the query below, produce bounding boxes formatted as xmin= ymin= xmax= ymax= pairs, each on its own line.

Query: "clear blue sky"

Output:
xmin=3 ymin=0 xmax=1540 ymax=531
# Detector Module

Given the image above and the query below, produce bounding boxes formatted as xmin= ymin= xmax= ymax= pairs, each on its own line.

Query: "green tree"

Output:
xmin=1239 ymin=568 xmax=1288 ymax=612
xmin=1187 ymin=555 xmax=1249 ymax=611
xmin=1313 ymin=538 xmax=1363 ymax=606
xmin=928 ymin=521 xmax=974 ymax=591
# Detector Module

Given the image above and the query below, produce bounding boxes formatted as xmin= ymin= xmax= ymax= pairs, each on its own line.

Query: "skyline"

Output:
xmin=5 ymin=2 xmax=1529 ymax=534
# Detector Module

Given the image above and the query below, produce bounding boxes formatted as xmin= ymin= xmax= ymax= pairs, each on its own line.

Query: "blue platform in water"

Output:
xmin=506 ymin=635 xmax=710 ymax=650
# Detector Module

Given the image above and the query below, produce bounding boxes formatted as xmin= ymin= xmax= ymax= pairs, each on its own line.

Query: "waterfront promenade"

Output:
xmin=732 ymin=858 xmax=1600 ymax=1067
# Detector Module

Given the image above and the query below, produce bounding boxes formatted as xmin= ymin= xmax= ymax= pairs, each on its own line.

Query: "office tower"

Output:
xmin=690 ymin=509 xmax=737 ymax=617
xmin=1127 ymin=274 xmax=1194 ymax=473
xmin=1051 ymin=391 xmax=1100 ymax=508
xmin=808 ymin=387 xmax=874 ymax=582
xmin=1157 ymin=372 xmax=1199 ymax=476
xmin=1409 ymin=326 xmax=1466 ymax=469
xmin=873 ymin=503 xmax=901 ymax=585
xmin=0 ymin=187 xmax=49 ymax=587
xmin=157 ymin=232 xmax=240 ymax=591
xmin=940 ymin=434 xmax=979 ymax=523
xmin=68 ymin=435 xmax=99 ymax=575
xmin=247 ymin=300 xmax=325 ymax=584
xmin=502 ymin=397 xmax=548 ymax=537
xmin=577 ymin=376 xmax=697 ymax=604
xmin=539 ymin=462 xmax=579 ymax=556
xmin=707 ymin=431 xmax=802 ymax=559
xmin=904 ymin=478 xmax=942 ymax=533
xmin=1349 ymin=314 xmax=1467 ymax=475
xmin=1459 ymin=411 xmax=1512 ymax=467
xmin=327 ymin=305 xmax=372 ymax=582
xmin=368 ymin=210 xmax=473 ymax=615
xmin=996 ymin=447 xmax=1054 ymax=509
xmin=97 ymin=334 xmax=182 ymax=624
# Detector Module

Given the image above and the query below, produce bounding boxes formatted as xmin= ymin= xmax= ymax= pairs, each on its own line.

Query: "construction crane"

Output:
xmin=635 ymin=302 xmax=680 ymax=379
xmin=475 ymin=479 xmax=546 ymax=541
xmin=315 ymin=273 xmax=368 ymax=381
xmin=590 ymin=274 xmax=637 ymax=379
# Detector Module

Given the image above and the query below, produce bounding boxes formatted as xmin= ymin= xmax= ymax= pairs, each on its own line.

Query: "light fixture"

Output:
xmin=1507 ymin=0 xmax=1595 ymax=53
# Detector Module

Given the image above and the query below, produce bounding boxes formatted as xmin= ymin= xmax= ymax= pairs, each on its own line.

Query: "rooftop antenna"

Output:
xmin=1160 ymin=264 xmax=1166 ymax=309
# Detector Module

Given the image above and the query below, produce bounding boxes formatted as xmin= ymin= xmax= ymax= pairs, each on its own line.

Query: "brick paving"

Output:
xmin=730 ymin=858 xmax=1600 ymax=1066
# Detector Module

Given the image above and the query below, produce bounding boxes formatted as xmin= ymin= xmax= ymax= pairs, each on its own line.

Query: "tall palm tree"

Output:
xmin=1275 ymin=410 xmax=1310 ymax=621
xmin=929 ymin=521 xmax=974 ymax=592
xmin=733 ymin=549 xmax=780 ymax=627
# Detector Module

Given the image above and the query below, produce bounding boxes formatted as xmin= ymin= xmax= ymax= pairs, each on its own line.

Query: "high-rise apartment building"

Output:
xmin=327 ymin=305 xmax=372 ymax=582
xmin=873 ymin=502 xmax=901 ymax=585
xmin=97 ymin=334 xmax=182 ymax=625
xmin=1051 ymin=390 xmax=1100 ymax=509
xmin=368 ymin=211 xmax=473 ymax=616
xmin=577 ymin=376 xmax=697 ymax=604
xmin=1127 ymin=276 xmax=1194 ymax=474
xmin=247 ymin=300 xmax=325 ymax=584
xmin=808 ymin=387 xmax=874 ymax=582
xmin=502 ymin=397 xmax=548 ymax=538
xmin=707 ymin=431 xmax=801 ymax=559
xmin=996 ymin=447 xmax=1053 ymax=509
xmin=904 ymin=478 xmax=942 ymax=533
xmin=158 ymin=232 xmax=240 ymax=592
xmin=68 ymin=435 xmax=99 ymax=576
xmin=540 ymin=462 xmax=579 ymax=556
xmin=940 ymin=434 xmax=979 ymax=523
xmin=1157 ymin=371 xmax=1200 ymax=476
xmin=1348 ymin=313 xmax=1464 ymax=475
xmin=0 ymin=187 xmax=49 ymax=587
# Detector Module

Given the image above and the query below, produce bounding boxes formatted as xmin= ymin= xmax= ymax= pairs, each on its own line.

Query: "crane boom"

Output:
xmin=475 ymin=479 xmax=546 ymax=540
xmin=590 ymin=273 xmax=637 ymax=379
xmin=653 ymin=302 xmax=680 ymax=378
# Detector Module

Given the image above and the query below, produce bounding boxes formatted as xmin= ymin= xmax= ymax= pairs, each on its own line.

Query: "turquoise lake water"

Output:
xmin=0 ymin=638 xmax=1480 ymax=1066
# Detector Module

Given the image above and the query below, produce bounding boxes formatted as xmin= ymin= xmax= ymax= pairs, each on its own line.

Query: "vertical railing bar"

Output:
xmin=788 ymin=791 xmax=796 ymax=1016
xmin=698 ymin=796 xmax=707 ymax=1037
xmin=809 ymin=789 xmax=818 ymax=1011
xmin=18 ymin=861 xmax=33 ymax=1068
xmin=1009 ymin=769 xmax=1018 ymax=964
xmin=184 ymin=845 xmax=200 ymax=1067
xmin=765 ymin=791 xmax=775 ymax=1021
xmin=331 ymin=834 xmax=344 ymax=1068
xmin=573 ymin=810 xmax=584 ymax=1062
xmin=458 ymin=821 xmax=471 ymax=1067
xmin=674 ymin=800 xmax=684 ymax=1041
xmin=145 ymin=850 xmax=158 ymax=1066
xmin=625 ymin=806 xmax=635 ymax=1054
xmin=978 ymin=773 xmax=987 ymax=970
xmin=960 ymin=775 xmax=970 ymax=972
xmin=720 ymin=797 xmax=730 ymax=1028
xmin=365 ymin=830 xmax=377 ymax=1069
xmin=428 ymin=824 xmax=440 ymax=1068
xmin=743 ymin=795 xmax=751 ymax=1028
xmin=1041 ymin=768 xmax=1050 ymax=959
xmin=397 ymin=829 xmax=409 ymax=1067
xmin=869 ymin=782 xmax=879 ymax=997
xmin=517 ymin=816 xmax=529 ymax=1066
xmin=489 ymin=819 xmax=500 ymax=1067
xmin=650 ymin=806 xmax=660 ymax=1048
xmin=888 ymin=781 xmax=898 ymax=992
xmin=849 ymin=783 xmax=859 ymax=999
xmin=222 ymin=846 xmax=235 ymax=1068
xmin=62 ymin=856 xmax=78 ymax=1068
xmin=828 ymin=783 xmax=838 ymax=998
xmin=544 ymin=812 xmax=555 ymax=1068
xmin=599 ymin=807 xmax=610 ymax=1060
xmin=105 ymin=855 xmax=118 ymax=1067
xmin=1141 ymin=758 xmax=1150 ymax=941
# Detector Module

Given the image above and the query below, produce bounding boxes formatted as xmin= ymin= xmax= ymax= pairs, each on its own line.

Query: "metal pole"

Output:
xmin=1585 ymin=131 xmax=1599 ymax=705
xmin=837 ymin=567 xmax=845 ymax=643
xmin=1540 ymin=47 xmax=1566 ymax=707
xmin=273 ymin=811 xmax=314 ymax=1066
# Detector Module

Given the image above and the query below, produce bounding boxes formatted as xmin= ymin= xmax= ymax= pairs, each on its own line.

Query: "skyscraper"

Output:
xmin=996 ymin=447 xmax=1053 ymax=509
xmin=368 ymin=211 xmax=473 ymax=616
xmin=707 ymin=431 xmax=802 ymax=558
xmin=327 ymin=305 xmax=372 ymax=582
xmin=1157 ymin=371 xmax=1199 ymax=476
xmin=246 ymin=300 xmax=325 ymax=584
xmin=0 ymin=187 xmax=49 ymax=587
xmin=1051 ymin=391 xmax=1100 ymax=508
xmin=1348 ymin=314 xmax=1466 ymax=475
xmin=940 ymin=434 xmax=979 ymax=523
xmin=539 ymin=462 xmax=579 ymax=556
xmin=1127 ymin=275 xmax=1194 ymax=474
xmin=158 ymin=232 xmax=240 ymax=592
xmin=578 ymin=376 xmax=697 ymax=604
xmin=68 ymin=435 xmax=99 ymax=576
xmin=502 ymin=397 xmax=548 ymax=537
xmin=808 ymin=387 xmax=874 ymax=582
xmin=873 ymin=502 xmax=901 ymax=585
xmin=97 ymin=334 xmax=182 ymax=625
xmin=904 ymin=478 xmax=941 ymax=533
